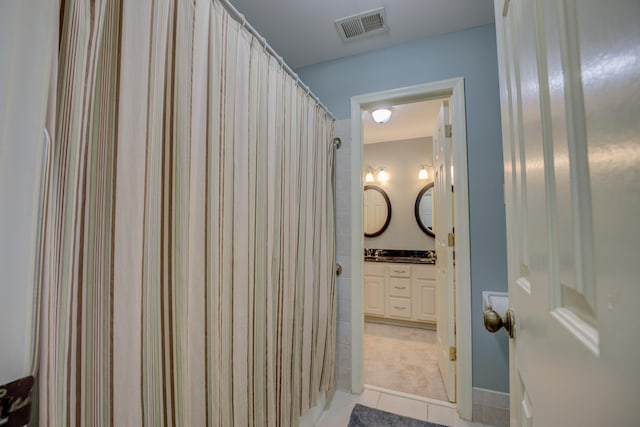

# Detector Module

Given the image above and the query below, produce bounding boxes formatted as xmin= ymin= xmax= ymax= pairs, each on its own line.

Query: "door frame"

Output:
xmin=349 ymin=77 xmax=472 ymax=419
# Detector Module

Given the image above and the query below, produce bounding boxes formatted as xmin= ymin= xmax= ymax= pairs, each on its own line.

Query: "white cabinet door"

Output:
xmin=364 ymin=275 xmax=385 ymax=316
xmin=413 ymin=265 xmax=437 ymax=322
xmin=495 ymin=0 xmax=640 ymax=425
xmin=413 ymin=279 xmax=436 ymax=322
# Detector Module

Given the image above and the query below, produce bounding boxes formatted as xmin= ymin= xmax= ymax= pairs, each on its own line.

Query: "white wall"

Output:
xmin=0 ymin=0 xmax=57 ymax=384
xmin=364 ymin=137 xmax=434 ymax=250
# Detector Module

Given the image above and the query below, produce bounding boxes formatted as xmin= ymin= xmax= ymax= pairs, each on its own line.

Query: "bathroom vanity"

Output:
xmin=363 ymin=250 xmax=436 ymax=325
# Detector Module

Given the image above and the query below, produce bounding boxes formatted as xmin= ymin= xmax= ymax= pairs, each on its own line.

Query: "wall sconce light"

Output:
xmin=418 ymin=165 xmax=429 ymax=180
xmin=365 ymin=167 xmax=375 ymax=183
xmin=371 ymin=106 xmax=392 ymax=124
xmin=364 ymin=166 xmax=389 ymax=183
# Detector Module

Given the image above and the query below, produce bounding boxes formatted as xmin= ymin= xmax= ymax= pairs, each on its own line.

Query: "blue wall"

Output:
xmin=297 ymin=24 xmax=510 ymax=392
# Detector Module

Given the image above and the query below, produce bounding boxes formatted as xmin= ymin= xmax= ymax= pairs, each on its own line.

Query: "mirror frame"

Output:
xmin=363 ymin=185 xmax=392 ymax=238
xmin=415 ymin=182 xmax=435 ymax=237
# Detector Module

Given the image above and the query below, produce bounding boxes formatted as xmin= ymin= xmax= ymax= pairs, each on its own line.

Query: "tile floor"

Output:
xmin=314 ymin=385 xmax=494 ymax=427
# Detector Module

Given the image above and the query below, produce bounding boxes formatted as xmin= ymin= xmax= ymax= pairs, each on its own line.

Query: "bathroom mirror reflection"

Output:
xmin=415 ymin=183 xmax=435 ymax=237
xmin=363 ymin=185 xmax=391 ymax=237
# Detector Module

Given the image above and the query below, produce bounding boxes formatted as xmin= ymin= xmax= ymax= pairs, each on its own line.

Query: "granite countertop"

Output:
xmin=363 ymin=249 xmax=436 ymax=265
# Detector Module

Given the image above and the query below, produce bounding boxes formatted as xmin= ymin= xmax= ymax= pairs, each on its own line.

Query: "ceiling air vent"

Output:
xmin=335 ymin=8 xmax=388 ymax=42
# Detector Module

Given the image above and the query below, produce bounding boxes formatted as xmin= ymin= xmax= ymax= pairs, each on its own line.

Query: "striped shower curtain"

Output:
xmin=40 ymin=0 xmax=336 ymax=425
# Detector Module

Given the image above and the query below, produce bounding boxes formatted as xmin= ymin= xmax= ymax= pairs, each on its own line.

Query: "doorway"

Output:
xmin=349 ymin=78 xmax=473 ymax=419
xmin=362 ymin=98 xmax=448 ymax=402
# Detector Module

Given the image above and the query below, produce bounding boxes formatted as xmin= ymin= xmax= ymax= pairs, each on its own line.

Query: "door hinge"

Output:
xmin=445 ymin=124 xmax=452 ymax=138
xmin=449 ymin=346 xmax=457 ymax=361
xmin=448 ymin=233 xmax=455 ymax=247
xmin=503 ymin=0 xmax=511 ymax=17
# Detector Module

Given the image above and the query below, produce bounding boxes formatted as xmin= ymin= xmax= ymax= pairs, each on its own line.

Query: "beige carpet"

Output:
xmin=364 ymin=322 xmax=448 ymax=401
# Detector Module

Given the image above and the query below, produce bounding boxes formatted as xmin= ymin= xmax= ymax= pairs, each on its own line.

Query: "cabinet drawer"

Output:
xmin=387 ymin=297 xmax=412 ymax=318
xmin=364 ymin=262 xmax=385 ymax=276
xmin=387 ymin=264 xmax=411 ymax=278
xmin=413 ymin=264 xmax=435 ymax=279
xmin=388 ymin=277 xmax=411 ymax=298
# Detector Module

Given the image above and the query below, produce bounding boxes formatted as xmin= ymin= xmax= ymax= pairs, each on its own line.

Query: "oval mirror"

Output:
xmin=415 ymin=183 xmax=435 ymax=237
xmin=363 ymin=185 xmax=391 ymax=237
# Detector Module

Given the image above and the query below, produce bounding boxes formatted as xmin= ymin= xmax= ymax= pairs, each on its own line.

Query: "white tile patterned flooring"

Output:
xmin=314 ymin=385 xmax=493 ymax=427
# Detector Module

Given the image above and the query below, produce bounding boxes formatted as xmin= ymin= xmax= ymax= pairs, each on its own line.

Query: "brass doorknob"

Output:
xmin=503 ymin=308 xmax=515 ymax=339
xmin=483 ymin=308 xmax=503 ymax=332
xmin=483 ymin=307 xmax=515 ymax=339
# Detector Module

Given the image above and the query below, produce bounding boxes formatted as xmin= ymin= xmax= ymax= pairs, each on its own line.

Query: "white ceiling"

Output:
xmin=228 ymin=0 xmax=495 ymax=68
xmin=363 ymin=99 xmax=444 ymax=144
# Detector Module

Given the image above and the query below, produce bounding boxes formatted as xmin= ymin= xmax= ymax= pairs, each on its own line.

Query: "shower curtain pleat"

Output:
xmin=186 ymin=1 xmax=209 ymax=426
xmin=40 ymin=0 xmax=336 ymax=426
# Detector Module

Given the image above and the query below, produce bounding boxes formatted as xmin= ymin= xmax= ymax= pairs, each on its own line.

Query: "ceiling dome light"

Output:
xmin=371 ymin=107 xmax=392 ymax=124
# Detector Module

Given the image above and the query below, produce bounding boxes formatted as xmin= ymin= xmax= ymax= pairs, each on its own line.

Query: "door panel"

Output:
xmin=495 ymin=0 xmax=640 ymax=425
xmin=542 ymin=0 xmax=599 ymax=341
xmin=518 ymin=375 xmax=533 ymax=427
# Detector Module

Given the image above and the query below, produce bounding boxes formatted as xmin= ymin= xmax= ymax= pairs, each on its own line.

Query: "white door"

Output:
xmin=0 ymin=0 xmax=56 ymax=387
xmin=433 ymin=100 xmax=456 ymax=402
xmin=495 ymin=0 xmax=640 ymax=425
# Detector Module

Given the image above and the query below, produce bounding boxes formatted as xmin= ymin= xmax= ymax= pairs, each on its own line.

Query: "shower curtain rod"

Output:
xmin=216 ymin=0 xmax=335 ymax=121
